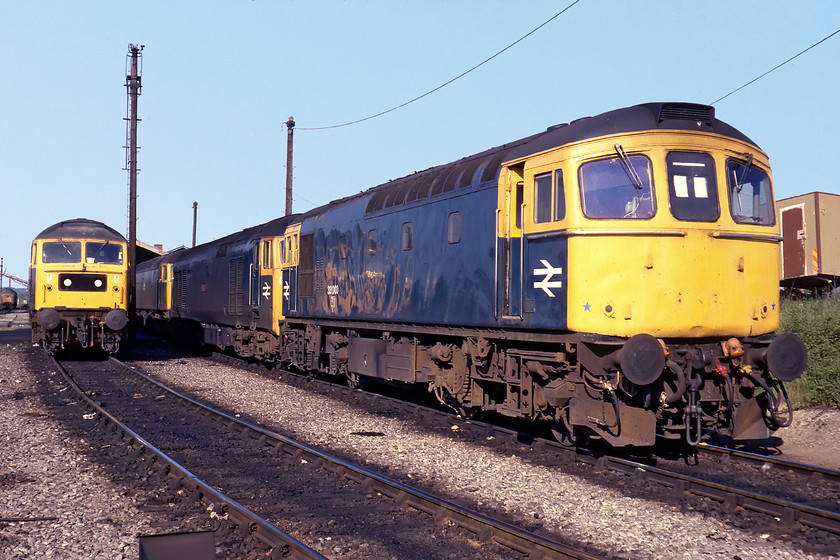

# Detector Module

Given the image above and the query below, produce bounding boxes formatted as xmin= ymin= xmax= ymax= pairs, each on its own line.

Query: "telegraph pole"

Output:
xmin=285 ymin=117 xmax=295 ymax=216
xmin=192 ymin=202 xmax=198 ymax=248
xmin=125 ymin=44 xmax=143 ymax=339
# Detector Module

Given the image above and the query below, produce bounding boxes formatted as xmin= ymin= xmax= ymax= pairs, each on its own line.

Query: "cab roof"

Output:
xmin=35 ymin=218 xmax=126 ymax=242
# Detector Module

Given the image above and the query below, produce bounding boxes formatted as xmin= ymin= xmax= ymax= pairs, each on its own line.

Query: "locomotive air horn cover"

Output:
xmin=619 ymin=333 xmax=666 ymax=385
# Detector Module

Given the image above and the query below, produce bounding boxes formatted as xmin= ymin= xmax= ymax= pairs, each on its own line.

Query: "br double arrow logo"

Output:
xmin=533 ymin=259 xmax=563 ymax=298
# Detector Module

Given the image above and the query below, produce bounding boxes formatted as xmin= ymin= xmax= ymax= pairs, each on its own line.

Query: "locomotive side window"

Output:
xmin=85 ymin=241 xmax=123 ymax=264
xmin=447 ymin=212 xmax=462 ymax=244
xmin=278 ymin=239 xmax=286 ymax=264
xmin=579 ymin=154 xmax=655 ymax=219
xmin=533 ymin=170 xmax=566 ymax=224
xmin=279 ymin=232 xmax=300 ymax=267
xmin=368 ymin=229 xmax=378 ymax=255
xmin=666 ymin=152 xmax=719 ymax=221
xmin=42 ymin=241 xmax=82 ymax=263
xmin=726 ymin=159 xmax=775 ymax=225
xmin=401 ymin=222 xmax=413 ymax=251
xmin=554 ymin=169 xmax=565 ymax=221
xmin=261 ymin=240 xmax=272 ymax=269
xmin=534 ymin=173 xmax=552 ymax=224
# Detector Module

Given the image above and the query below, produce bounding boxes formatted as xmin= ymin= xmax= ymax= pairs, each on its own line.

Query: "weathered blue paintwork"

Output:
xmin=142 ymin=102 xmax=739 ymax=337
xmin=290 ymin=181 xmax=499 ymax=328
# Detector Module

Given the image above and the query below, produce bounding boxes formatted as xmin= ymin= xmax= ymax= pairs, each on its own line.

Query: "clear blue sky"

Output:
xmin=1 ymin=1 xmax=838 ymax=282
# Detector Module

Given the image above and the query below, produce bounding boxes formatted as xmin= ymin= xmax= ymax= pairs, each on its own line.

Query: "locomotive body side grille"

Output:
xmin=658 ymin=104 xmax=714 ymax=125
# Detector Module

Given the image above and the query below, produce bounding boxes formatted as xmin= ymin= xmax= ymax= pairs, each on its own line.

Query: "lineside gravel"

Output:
xmin=132 ymin=346 xmax=839 ymax=560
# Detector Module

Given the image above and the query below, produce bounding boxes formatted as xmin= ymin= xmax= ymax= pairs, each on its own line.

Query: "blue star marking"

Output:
xmin=583 ymin=302 xmax=591 ymax=312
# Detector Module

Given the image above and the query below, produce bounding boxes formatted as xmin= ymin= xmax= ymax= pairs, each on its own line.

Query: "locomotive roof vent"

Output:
xmin=658 ymin=103 xmax=714 ymax=125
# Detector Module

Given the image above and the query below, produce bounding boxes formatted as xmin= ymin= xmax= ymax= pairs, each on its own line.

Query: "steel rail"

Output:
xmin=50 ymin=354 xmax=328 ymax=560
xmin=213 ymin=351 xmax=840 ymax=535
xmin=583 ymin=453 xmax=840 ymax=534
xmin=108 ymin=357 xmax=610 ymax=560
xmin=274 ymin=357 xmax=840 ymax=535
xmin=697 ymin=441 xmax=840 ymax=486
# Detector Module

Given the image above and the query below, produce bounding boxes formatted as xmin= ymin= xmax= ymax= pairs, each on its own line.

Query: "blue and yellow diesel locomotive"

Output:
xmin=138 ymin=103 xmax=806 ymax=447
xmin=29 ymin=218 xmax=129 ymax=353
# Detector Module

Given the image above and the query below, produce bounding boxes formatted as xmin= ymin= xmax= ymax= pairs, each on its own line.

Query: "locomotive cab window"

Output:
xmin=534 ymin=169 xmax=565 ymax=224
xmin=42 ymin=241 xmax=82 ymax=263
xmin=86 ymin=241 xmax=123 ymax=264
xmin=279 ymin=232 xmax=300 ymax=267
xmin=666 ymin=152 xmax=719 ymax=221
xmin=261 ymin=240 xmax=272 ymax=269
xmin=579 ymin=152 xmax=655 ymax=219
xmin=726 ymin=158 xmax=775 ymax=225
xmin=367 ymin=229 xmax=378 ymax=255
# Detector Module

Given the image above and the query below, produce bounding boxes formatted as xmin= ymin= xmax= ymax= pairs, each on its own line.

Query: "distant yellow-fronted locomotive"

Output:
xmin=29 ymin=218 xmax=129 ymax=353
xmin=0 ymin=288 xmax=17 ymax=310
xmin=138 ymin=103 xmax=807 ymax=447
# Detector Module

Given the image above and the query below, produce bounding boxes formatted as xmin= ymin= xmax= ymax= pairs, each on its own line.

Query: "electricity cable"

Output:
xmin=297 ymin=0 xmax=581 ymax=131
xmin=710 ymin=27 xmax=840 ymax=105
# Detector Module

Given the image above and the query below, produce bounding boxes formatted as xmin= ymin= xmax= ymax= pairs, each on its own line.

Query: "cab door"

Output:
xmin=157 ymin=263 xmax=173 ymax=316
xmin=497 ymin=164 xmax=524 ymax=319
xmin=257 ymin=238 xmax=281 ymax=333
xmin=279 ymin=224 xmax=301 ymax=317
xmin=248 ymin=240 xmax=261 ymax=314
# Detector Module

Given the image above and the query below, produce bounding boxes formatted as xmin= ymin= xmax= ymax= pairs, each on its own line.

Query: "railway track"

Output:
xmin=696 ymin=441 xmax=840 ymax=487
xmin=209 ymin=352 xmax=840 ymax=540
xmin=51 ymin=355 xmax=325 ymax=560
xmin=51 ymin=352 xmax=612 ymax=560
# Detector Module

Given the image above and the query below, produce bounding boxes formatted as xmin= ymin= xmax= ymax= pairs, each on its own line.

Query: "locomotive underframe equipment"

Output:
xmin=244 ymin=320 xmax=807 ymax=448
xmin=31 ymin=307 xmax=127 ymax=354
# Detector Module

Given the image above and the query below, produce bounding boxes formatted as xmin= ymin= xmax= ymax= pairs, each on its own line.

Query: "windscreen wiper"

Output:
xmin=91 ymin=240 xmax=110 ymax=256
xmin=732 ymin=153 xmax=754 ymax=212
xmin=59 ymin=240 xmax=73 ymax=256
xmin=614 ymin=144 xmax=644 ymax=190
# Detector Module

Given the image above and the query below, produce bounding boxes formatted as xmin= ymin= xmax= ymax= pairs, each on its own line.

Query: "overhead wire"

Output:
xmin=710 ymin=27 xmax=840 ymax=105
xmin=296 ymin=0 xmax=581 ymax=131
